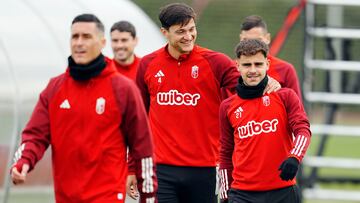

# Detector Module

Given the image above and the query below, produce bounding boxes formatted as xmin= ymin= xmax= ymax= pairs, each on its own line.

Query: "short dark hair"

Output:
xmin=110 ymin=21 xmax=136 ymax=38
xmin=241 ymin=15 xmax=268 ymax=32
xmin=72 ymin=13 xmax=104 ymax=33
xmin=235 ymin=39 xmax=269 ymax=58
xmin=159 ymin=3 xmax=196 ymax=30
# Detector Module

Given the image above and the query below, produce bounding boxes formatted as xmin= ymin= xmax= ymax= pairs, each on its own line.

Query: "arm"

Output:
xmin=219 ymin=99 xmax=235 ymax=200
xmin=278 ymin=89 xmax=311 ymax=180
xmin=11 ymin=77 xmax=60 ymax=184
xmin=114 ymin=78 xmax=157 ymax=202
xmin=282 ymin=89 xmax=311 ymax=161
xmin=126 ymin=153 xmax=138 ymax=199
xmin=204 ymin=52 xmax=240 ymax=97
xmin=284 ymin=64 xmax=303 ymax=103
xmin=136 ymin=57 xmax=151 ymax=112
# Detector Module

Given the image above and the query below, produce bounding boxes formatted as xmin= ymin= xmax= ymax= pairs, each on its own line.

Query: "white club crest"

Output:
xmin=191 ymin=65 xmax=199 ymax=79
xmin=96 ymin=97 xmax=106 ymax=115
xmin=262 ymin=96 xmax=270 ymax=106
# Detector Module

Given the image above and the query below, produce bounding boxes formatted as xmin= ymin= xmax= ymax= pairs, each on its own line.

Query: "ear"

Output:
xmin=264 ymin=33 xmax=271 ymax=44
xmin=134 ymin=36 xmax=139 ymax=46
xmin=266 ymin=58 xmax=270 ymax=71
xmin=101 ymin=37 xmax=106 ymax=49
xmin=160 ymin=27 xmax=168 ymax=38
xmin=235 ymin=58 xmax=241 ymax=72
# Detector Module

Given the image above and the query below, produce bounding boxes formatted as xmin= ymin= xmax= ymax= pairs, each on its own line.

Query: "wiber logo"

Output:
xmin=237 ymin=119 xmax=278 ymax=139
xmin=157 ymin=90 xmax=200 ymax=106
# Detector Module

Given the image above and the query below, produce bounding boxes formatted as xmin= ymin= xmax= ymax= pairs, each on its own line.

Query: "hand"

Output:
xmin=264 ymin=76 xmax=281 ymax=94
xmin=220 ymin=199 xmax=229 ymax=203
xmin=11 ymin=164 xmax=29 ymax=185
xmin=278 ymin=157 xmax=299 ymax=181
xmin=126 ymin=174 xmax=139 ymax=200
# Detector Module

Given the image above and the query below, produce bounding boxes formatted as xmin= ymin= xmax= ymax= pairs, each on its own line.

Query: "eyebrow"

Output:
xmin=241 ymin=62 xmax=252 ymax=66
xmin=240 ymin=62 xmax=264 ymax=66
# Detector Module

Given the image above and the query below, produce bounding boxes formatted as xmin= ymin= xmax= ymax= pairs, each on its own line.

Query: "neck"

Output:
xmin=236 ymin=76 xmax=268 ymax=99
xmin=115 ymin=54 xmax=135 ymax=66
xmin=68 ymin=54 xmax=106 ymax=81
xmin=167 ymin=44 xmax=189 ymax=60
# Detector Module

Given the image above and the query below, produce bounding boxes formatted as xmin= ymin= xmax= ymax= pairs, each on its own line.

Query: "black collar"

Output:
xmin=236 ymin=75 xmax=268 ymax=99
xmin=68 ymin=54 xmax=106 ymax=81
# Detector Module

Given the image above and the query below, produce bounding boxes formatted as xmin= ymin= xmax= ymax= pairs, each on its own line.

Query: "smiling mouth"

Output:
xmin=75 ymin=51 xmax=86 ymax=55
xmin=181 ymin=40 xmax=193 ymax=44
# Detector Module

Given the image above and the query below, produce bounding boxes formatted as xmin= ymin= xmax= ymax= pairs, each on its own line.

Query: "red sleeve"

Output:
xmin=13 ymin=75 xmax=65 ymax=172
xmin=284 ymin=63 xmax=303 ymax=103
xmin=219 ymin=98 xmax=235 ymax=200
xmin=112 ymin=76 xmax=157 ymax=200
xmin=136 ymin=54 xmax=156 ymax=112
xmin=278 ymin=88 xmax=311 ymax=162
xmin=203 ymin=52 xmax=240 ymax=95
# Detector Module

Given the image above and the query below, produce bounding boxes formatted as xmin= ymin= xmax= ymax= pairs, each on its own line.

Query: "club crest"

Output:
xmin=191 ymin=65 xmax=199 ymax=79
xmin=262 ymin=95 xmax=270 ymax=106
xmin=96 ymin=97 xmax=106 ymax=114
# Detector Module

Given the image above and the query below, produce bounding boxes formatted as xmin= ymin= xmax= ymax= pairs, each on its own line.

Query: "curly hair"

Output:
xmin=235 ymin=39 xmax=269 ymax=58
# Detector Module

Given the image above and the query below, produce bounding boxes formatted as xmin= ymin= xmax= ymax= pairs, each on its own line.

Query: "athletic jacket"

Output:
xmin=219 ymin=88 xmax=310 ymax=198
xmin=267 ymin=55 xmax=302 ymax=102
xmin=111 ymin=56 xmax=141 ymax=174
xmin=111 ymin=55 xmax=141 ymax=81
xmin=136 ymin=45 xmax=239 ymax=167
xmin=13 ymin=57 xmax=157 ymax=203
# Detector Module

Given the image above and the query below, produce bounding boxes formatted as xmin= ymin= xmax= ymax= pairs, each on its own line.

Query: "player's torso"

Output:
xmin=227 ymin=93 xmax=294 ymax=190
xmin=143 ymin=50 xmax=222 ymax=166
xmin=48 ymin=70 xmax=127 ymax=201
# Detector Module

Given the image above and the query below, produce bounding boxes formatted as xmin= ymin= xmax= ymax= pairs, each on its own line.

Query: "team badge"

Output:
xmin=191 ymin=65 xmax=199 ymax=79
xmin=262 ymin=95 xmax=270 ymax=106
xmin=96 ymin=97 xmax=106 ymax=115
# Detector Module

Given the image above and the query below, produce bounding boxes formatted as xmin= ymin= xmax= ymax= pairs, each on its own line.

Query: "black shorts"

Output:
xmin=156 ymin=164 xmax=216 ymax=203
xmin=228 ymin=185 xmax=300 ymax=203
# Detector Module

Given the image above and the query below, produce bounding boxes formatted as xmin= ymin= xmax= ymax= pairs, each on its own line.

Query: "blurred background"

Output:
xmin=1 ymin=0 xmax=359 ymax=202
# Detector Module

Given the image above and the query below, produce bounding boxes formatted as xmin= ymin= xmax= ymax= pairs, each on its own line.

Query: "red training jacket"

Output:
xmin=111 ymin=55 xmax=141 ymax=81
xmin=136 ymin=45 xmax=239 ymax=167
xmin=219 ymin=88 xmax=311 ymax=198
xmin=267 ymin=55 xmax=302 ymax=102
xmin=13 ymin=58 xmax=157 ymax=203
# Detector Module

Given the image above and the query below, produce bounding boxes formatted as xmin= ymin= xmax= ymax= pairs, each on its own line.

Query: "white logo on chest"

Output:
xmin=155 ymin=70 xmax=165 ymax=83
xmin=60 ymin=99 xmax=71 ymax=109
xmin=96 ymin=97 xmax=106 ymax=115
xmin=237 ymin=119 xmax=278 ymax=139
xmin=191 ymin=65 xmax=199 ymax=78
xmin=157 ymin=90 xmax=200 ymax=106
xmin=234 ymin=106 xmax=243 ymax=119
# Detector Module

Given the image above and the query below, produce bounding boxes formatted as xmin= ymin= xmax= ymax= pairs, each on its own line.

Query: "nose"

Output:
xmin=183 ymin=32 xmax=192 ymax=40
xmin=73 ymin=37 xmax=84 ymax=47
xmin=249 ymin=64 xmax=257 ymax=72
